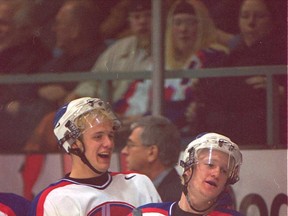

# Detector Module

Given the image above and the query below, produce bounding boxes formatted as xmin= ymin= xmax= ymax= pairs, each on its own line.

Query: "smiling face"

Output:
xmin=79 ymin=120 xmax=115 ymax=174
xmin=187 ymin=149 xmax=230 ymax=202
xmin=172 ymin=13 xmax=198 ymax=53
xmin=71 ymin=108 xmax=117 ymax=177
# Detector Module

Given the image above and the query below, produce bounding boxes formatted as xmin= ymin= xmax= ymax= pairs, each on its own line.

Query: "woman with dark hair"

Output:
xmin=187 ymin=0 xmax=287 ymax=145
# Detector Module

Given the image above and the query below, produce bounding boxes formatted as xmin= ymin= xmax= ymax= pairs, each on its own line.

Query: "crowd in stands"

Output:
xmin=0 ymin=0 xmax=287 ymax=215
xmin=0 ymin=0 xmax=286 ymax=154
xmin=0 ymin=1 xmax=51 ymax=153
xmin=186 ymin=0 xmax=287 ymax=145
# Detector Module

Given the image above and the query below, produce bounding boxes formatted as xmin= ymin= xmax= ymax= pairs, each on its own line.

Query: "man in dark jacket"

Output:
xmin=121 ymin=115 xmax=182 ymax=202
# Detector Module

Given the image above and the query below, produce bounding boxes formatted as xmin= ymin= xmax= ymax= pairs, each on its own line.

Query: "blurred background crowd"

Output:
xmin=0 ymin=0 xmax=286 ymax=153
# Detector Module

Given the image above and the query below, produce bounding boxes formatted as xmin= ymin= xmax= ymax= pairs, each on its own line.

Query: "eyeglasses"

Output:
xmin=124 ymin=143 xmax=150 ymax=150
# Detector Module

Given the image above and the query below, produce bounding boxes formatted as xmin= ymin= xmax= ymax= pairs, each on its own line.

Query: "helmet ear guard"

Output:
xmin=180 ymin=147 xmax=197 ymax=171
xmin=226 ymin=165 xmax=241 ymax=185
xmin=58 ymin=120 xmax=81 ymax=151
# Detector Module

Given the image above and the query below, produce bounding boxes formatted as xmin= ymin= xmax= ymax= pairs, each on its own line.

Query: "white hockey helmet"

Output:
xmin=180 ymin=132 xmax=242 ymax=184
xmin=53 ymin=97 xmax=121 ymax=153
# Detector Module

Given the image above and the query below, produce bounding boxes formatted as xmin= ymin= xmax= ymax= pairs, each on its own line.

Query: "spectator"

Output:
xmin=65 ymin=0 xmax=152 ymax=104
xmin=165 ymin=0 xmax=228 ymax=69
xmin=23 ymin=0 xmax=106 ymax=152
xmin=186 ymin=0 xmax=287 ymax=145
xmin=38 ymin=0 xmax=106 ymax=106
xmin=128 ymin=132 xmax=243 ymax=216
xmin=121 ymin=115 xmax=182 ymax=202
xmin=114 ymin=0 xmax=229 ymax=133
xmin=29 ymin=97 xmax=161 ymax=215
xmin=163 ymin=0 xmax=228 ymax=131
xmin=0 ymin=192 xmax=31 ymax=216
xmin=0 ymin=1 xmax=51 ymax=152
xmin=220 ymin=0 xmax=286 ymax=65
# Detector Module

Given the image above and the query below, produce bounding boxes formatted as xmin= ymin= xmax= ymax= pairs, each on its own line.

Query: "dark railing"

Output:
xmin=0 ymin=65 xmax=286 ymax=149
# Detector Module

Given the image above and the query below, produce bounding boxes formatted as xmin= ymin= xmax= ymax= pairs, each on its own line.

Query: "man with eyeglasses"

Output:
xmin=121 ymin=115 xmax=182 ymax=202
xmin=129 ymin=132 xmax=243 ymax=216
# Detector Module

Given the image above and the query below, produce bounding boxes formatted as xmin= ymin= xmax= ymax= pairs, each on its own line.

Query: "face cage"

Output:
xmin=180 ymin=138 xmax=240 ymax=184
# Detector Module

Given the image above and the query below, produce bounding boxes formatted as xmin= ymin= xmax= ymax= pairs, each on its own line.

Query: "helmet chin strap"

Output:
xmin=69 ymin=141 xmax=104 ymax=175
xmin=183 ymin=168 xmax=216 ymax=214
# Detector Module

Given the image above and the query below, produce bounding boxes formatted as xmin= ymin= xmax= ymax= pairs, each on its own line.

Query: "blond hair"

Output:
xmin=75 ymin=109 xmax=114 ymax=133
xmin=165 ymin=0 xmax=225 ymax=69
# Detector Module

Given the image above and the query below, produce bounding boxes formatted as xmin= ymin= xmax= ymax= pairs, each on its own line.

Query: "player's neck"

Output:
xmin=69 ymin=163 xmax=103 ymax=179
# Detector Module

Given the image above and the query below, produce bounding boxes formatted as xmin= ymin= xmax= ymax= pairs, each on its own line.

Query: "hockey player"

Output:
xmin=0 ymin=193 xmax=30 ymax=216
xmin=29 ymin=97 xmax=161 ymax=216
xmin=129 ymin=132 xmax=243 ymax=216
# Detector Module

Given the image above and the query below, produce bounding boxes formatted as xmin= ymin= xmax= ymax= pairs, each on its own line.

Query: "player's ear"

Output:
xmin=147 ymin=145 xmax=158 ymax=162
xmin=183 ymin=167 xmax=193 ymax=180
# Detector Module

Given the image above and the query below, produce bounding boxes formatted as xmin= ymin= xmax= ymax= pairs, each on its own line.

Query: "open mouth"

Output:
xmin=205 ymin=180 xmax=217 ymax=188
xmin=98 ymin=153 xmax=110 ymax=159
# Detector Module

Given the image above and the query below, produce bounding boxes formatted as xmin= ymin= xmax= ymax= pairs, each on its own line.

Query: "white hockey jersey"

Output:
xmin=29 ymin=172 xmax=161 ymax=216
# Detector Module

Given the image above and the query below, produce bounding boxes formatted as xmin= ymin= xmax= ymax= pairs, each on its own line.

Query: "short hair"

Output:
xmin=130 ymin=115 xmax=181 ymax=167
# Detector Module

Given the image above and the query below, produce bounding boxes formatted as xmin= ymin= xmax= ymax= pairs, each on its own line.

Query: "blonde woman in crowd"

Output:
xmin=165 ymin=0 xmax=228 ymax=70
xmin=115 ymin=0 xmax=228 ymax=134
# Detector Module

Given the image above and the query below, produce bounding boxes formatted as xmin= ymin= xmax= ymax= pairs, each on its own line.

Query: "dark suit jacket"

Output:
xmin=157 ymin=168 xmax=182 ymax=202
